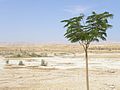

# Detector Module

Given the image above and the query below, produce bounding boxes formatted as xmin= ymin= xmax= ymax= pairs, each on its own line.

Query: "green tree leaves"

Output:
xmin=61 ymin=12 xmax=113 ymax=44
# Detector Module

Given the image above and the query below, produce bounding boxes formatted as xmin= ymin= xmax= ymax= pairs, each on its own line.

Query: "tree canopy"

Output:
xmin=61 ymin=12 xmax=113 ymax=45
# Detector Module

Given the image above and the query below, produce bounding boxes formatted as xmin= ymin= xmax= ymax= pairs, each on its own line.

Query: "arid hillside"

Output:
xmin=0 ymin=43 xmax=120 ymax=58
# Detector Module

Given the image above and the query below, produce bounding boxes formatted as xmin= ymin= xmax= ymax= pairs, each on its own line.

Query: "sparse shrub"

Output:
xmin=41 ymin=59 xmax=47 ymax=66
xmin=16 ymin=54 xmax=22 ymax=57
xmin=18 ymin=61 xmax=24 ymax=66
xmin=40 ymin=53 xmax=48 ymax=57
xmin=30 ymin=52 xmax=37 ymax=57
xmin=29 ymin=53 xmax=42 ymax=57
xmin=6 ymin=60 xmax=9 ymax=64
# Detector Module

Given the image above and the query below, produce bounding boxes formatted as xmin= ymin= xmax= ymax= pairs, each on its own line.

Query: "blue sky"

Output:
xmin=0 ymin=0 xmax=119 ymax=43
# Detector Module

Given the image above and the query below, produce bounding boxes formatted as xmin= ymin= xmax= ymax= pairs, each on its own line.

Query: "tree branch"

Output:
xmin=79 ymin=41 xmax=86 ymax=51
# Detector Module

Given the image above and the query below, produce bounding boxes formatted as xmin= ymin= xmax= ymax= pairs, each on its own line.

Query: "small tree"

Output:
xmin=61 ymin=12 xmax=113 ymax=90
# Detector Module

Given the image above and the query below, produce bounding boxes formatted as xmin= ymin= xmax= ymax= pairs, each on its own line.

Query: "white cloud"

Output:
xmin=64 ymin=5 xmax=89 ymax=14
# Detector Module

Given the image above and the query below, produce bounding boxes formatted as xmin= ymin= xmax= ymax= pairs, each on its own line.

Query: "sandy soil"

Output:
xmin=0 ymin=67 xmax=120 ymax=90
xmin=0 ymin=56 xmax=120 ymax=90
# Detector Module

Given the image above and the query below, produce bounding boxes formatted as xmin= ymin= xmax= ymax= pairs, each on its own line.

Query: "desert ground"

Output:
xmin=0 ymin=43 xmax=120 ymax=90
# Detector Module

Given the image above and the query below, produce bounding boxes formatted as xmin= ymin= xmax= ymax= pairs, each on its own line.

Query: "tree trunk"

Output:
xmin=85 ymin=47 xmax=89 ymax=90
